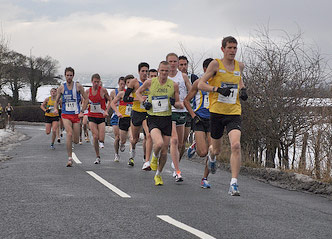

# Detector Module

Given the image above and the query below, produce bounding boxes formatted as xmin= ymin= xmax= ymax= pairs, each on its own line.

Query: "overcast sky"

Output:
xmin=1 ymin=0 xmax=331 ymax=81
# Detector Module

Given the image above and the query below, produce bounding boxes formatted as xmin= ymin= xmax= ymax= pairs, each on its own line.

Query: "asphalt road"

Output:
xmin=0 ymin=125 xmax=331 ymax=239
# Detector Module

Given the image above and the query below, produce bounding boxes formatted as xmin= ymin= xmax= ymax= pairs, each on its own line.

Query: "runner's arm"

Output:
xmin=183 ymin=73 xmax=192 ymax=93
xmin=110 ymin=92 xmax=123 ymax=117
xmin=103 ymin=88 xmax=111 ymax=116
xmin=136 ymin=79 xmax=151 ymax=103
xmin=184 ymin=81 xmax=198 ymax=118
xmin=123 ymin=79 xmax=137 ymax=102
xmin=78 ymin=83 xmax=89 ymax=113
xmin=197 ymin=59 xmax=219 ymax=92
xmin=40 ymin=97 xmax=49 ymax=112
xmin=173 ymin=83 xmax=183 ymax=109
xmin=54 ymin=85 xmax=63 ymax=114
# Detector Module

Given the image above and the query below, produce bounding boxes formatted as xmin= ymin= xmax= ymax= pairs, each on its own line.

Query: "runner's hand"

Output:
xmin=239 ymin=88 xmax=248 ymax=101
xmin=217 ymin=87 xmax=232 ymax=97
xmin=193 ymin=115 xmax=203 ymax=125
xmin=143 ymin=101 xmax=152 ymax=110
xmin=46 ymin=109 xmax=51 ymax=113
xmin=169 ymin=97 xmax=175 ymax=106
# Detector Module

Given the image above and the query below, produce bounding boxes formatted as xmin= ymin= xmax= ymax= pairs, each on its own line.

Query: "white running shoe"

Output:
xmin=99 ymin=142 xmax=104 ymax=149
xmin=120 ymin=144 xmax=125 ymax=152
xmin=172 ymin=171 xmax=177 ymax=178
xmin=94 ymin=157 xmax=101 ymax=164
xmin=142 ymin=161 xmax=151 ymax=171
xmin=114 ymin=154 xmax=120 ymax=162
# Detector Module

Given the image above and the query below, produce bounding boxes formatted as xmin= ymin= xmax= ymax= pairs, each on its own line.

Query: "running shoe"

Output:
xmin=66 ymin=159 xmax=73 ymax=167
xmin=187 ymin=141 xmax=196 ymax=158
xmin=128 ymin=158 xmax=134 ymax=167
xmin=201 ymin=178 xmax=211 ymax=189
xmin=57 ymin=138 xmax=61 ymax=143
xmin=150 ymin=154 xmax=158 ymax=171
xmin=114 ymin=154 xmax=120 ymax=162
xmin=94 ymin=157 xmax=101 ymax=164
xmin=228 ymin=183 xmax=240 ymax=196
xmin=120 ymin=144 xmax=125 ymax=152
xmin=50 ymin=144 xmax=55 ymax=150
xmin=85 ymin=136 xmax=90 ymax=142
xmin=154 ymin=175 xmax=163 ymax=186
xmin=99 ymin=142 xmax=104 ymax=149
xmin=175 ymin=172 xmax=183 ymax=182
xmin=208 ymin=159 xmax=217 ymax=174
xmin=79 ymin=139 xmax=82 ymax=145
xmin=142 ymin=161 xmax=151 ymax=171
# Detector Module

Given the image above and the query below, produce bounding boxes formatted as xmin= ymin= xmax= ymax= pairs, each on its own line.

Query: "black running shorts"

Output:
xmin=147 ymin=115 xmax=172 ymax=136
xmin=119 ymin=117 xmax=131 ymax=131
xmin=131 ymin=110 xmax=147 ymax=127
xmin=88 ymin=117 xmax=105 ymax=125
xmin=193 ymin=117 xmax=210 ymax=133
xmin=210 ymin=113 xmax=241 ymax=139
xmin=45 ymin=116 xmax=60 ymax=124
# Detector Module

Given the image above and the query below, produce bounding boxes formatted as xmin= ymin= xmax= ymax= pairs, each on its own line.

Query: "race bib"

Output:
xmin=125 ymin=104 xmax=133 ymax=116
xmin=152 ymin=96 xmax=168 ymax=113
xmin=90 ymin=103 xmax=102 ymax=113
xmin=65 ymin=101 xmax=78 ymax=112
xmin=203 ymin=93 xmax=209 ymax=108
xmin=48 ymin=106 xmax=55 ymax=113
xmin=217 ymin=83 xmax=238 ymax=104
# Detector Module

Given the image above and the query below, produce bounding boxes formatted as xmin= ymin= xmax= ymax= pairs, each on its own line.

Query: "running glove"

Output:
xmin=239 ymin=88 xmax=248 ymax=101
xmin=143 ymin=101 xmax=152 ymax=110
xmin=193 ymin=115 xmax=203 ymax=124
xmin=217 ymin=87 xmax=232 ymax=97
xmin=169 ymin=97 xmax=175 ymax=106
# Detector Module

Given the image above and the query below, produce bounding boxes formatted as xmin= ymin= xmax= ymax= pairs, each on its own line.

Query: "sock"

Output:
xmin=153 ymin=152 xmax=159 ymax=158
xmin=155 ymin=170 xmax=161 ymax=176
xmin=68 ymin=157 xmax=73 ymax=161
xmin=130 ymin=148 xmax=136 ymax=158
xmin=176 ymin=170 xmax=181 ymax=175
xmin=208 ymin=152 xmax=216 ymax=162
xmin=230 ymin=178 xmax=238 ymax=185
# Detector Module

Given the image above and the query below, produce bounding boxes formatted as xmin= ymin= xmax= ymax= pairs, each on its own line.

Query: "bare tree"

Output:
xmin=2 ymin=51 xmax=28 ymax=104
xmin=178 ymin=42 xmax=207 ymax=75
xmin=27 ymin=55 xmax=60 ymax=104
xmin=241 ymin=25 xmax=329 ymax=168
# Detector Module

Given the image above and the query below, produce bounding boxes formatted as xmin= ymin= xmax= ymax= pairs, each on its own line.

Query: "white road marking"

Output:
xmin=72 ymin=152 xmax=82 ymax=164
xmin=86 ymin=171 xmax=131 ymax=198
xmin=157 ymin=215 xmax=216 ymax=239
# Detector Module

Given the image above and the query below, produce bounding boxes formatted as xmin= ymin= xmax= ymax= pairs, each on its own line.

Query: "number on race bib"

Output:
xmin=125 ymin=104 xmax=132 ymax=116
xmin=65 ymin=101 xmax=78 ymax=112
xmin=152 ymin=96 xmax=168 ymax=113
xmin=203 ymin=94 xmax=209 ymax=108
xmin=90 ymin=103 xmax=102 ymax=113
xmin=217 ymin=84 xmax=238 ymax=104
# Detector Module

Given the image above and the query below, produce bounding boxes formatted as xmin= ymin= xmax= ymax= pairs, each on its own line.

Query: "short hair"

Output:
xmin=118 ymin=76 xmax=125 ymax=83
xmin=138 ymin=62 xmax=149 ymax=72
xmin=159 ymin=61 xmax=169 ymax=67
xmin=166 ymin=53 xmax=178 ymax=61
xmin=124 ymin=74 xmax=135 ymax=83
xmin=91 ymin=73 xmax=101 ymax=81
xmin=149 ymin=69 xmax=157 ymax=73
xmin=179 ymin=55 xmax=188 ymax=63
xmin=222 ymin=36 xmax=238 ymax=48
xmin=64 ymin=67 xmax=75 ymax=76
xmin=203 ymin=58 xmax=214 ymax=69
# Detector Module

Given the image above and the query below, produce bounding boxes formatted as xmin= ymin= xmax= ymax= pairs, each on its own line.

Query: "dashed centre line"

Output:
xmin=72 ymin=152 xmax=82 ymax=164
xmin=86 ymin=171 xmax=131 ymax=198
xmin=157 ymin=215 xmax=216 ymax=239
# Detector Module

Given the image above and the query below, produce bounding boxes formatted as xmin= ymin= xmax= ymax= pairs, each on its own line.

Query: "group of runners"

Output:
xmin=40 ymin=36 xmax=248 ymax=196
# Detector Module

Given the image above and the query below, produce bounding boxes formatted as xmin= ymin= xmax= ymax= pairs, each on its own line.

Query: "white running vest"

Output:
xmin=168 ymin=71 xmax=187 ymax=113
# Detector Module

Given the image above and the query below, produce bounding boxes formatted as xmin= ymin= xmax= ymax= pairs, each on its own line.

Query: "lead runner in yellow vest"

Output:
xmin=41 ymin=88 xmax=60 ymax=150
xmin=136 ymin=61 xmax=183 ymax=186
xmin=198 ymin=36 xmax=248 ymax=196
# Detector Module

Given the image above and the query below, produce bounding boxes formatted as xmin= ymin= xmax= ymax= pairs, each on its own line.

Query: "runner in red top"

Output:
xmin=85 ymin=73 xmax=111 ymax=164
